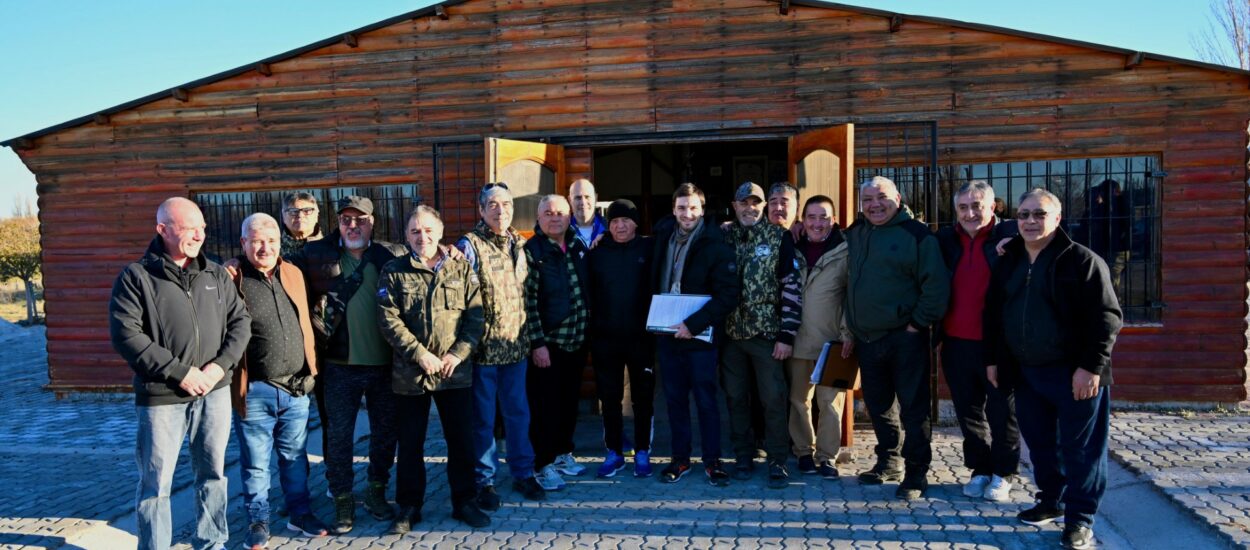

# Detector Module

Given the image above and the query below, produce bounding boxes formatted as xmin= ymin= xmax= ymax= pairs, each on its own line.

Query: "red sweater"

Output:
xmin=943 ymin=221 xmax=993 ymax=340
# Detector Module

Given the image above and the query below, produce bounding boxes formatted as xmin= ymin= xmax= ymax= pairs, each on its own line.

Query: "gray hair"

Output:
xmin=406 ymin=204 xmax=444 ymax=228
xmin=953 ymin=180 xmax=995 ymax=207
xmin=283 ymin=191 xmax=318 ymax=208
xmin=537 ymin=194 xmax=570 ymax=215
xmin=1019 ymin=188 xmax=1063 ymax=215
xmin=768 ymin=182 xmax=798 ymax=200
xmin=478 ymin=182 xmax=512 ymax=209
xmin=241 ymin=212 xmax=281 ymax=239
xmin=860 ymin=175 xmax=901 ymax=200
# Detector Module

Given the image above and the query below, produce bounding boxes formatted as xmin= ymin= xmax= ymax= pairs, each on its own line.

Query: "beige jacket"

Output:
xmin=794 ymin=241 xmax=854 ymax=360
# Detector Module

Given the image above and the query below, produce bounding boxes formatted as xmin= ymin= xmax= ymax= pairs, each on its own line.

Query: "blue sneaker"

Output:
xmin=597 ymin=450 xmax=627 ymax=478
xmin=634 ymin=450 xmax=653 ymax=478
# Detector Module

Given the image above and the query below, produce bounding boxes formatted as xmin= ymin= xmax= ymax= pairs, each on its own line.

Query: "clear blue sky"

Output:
xmin=0 ymin=0 xmax=1228 ymax=218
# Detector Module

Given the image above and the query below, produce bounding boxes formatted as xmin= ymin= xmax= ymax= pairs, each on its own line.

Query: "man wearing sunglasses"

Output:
xmin=984 ymin=188 xmax=1122 ymax=550
xmin=280 ymin=191 xmax=325 ymax=259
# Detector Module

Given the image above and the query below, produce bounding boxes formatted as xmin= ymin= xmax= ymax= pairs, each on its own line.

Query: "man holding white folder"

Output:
xmin=650 ymin=183 xmax=740 ymax=486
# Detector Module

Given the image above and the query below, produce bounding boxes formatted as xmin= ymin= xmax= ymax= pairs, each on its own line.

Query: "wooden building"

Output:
xmin=5 ymin=0 xmax=1249 ymax=404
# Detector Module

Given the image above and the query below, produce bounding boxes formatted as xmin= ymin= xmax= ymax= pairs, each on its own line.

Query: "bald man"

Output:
xmin=110 ymin=197 xmax=252 ymax=550
xmin=568 ymin=178 xmax=608 ymax=247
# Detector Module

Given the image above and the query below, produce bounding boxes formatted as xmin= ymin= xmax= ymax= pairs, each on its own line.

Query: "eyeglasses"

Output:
xmin=339 ymin=215 xmax=372 ymax=227
xmin=483 ymin=182 xmax=509 ymax=191
xmin=284 ymin=207 xmax=317 ymax=217
xmin=1016 ymin=210 xmax=1051 ymax=220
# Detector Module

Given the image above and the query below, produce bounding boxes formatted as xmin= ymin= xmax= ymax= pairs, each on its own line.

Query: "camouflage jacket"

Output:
xmin=723 ymin=221 xmax=803 ymax=344
xmin=456 ymin=222 xmax=530 ymax=365
xmin=376 ymin=247 xmax=484 ymax=395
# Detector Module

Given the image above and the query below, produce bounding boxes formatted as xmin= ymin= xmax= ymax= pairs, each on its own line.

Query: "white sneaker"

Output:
xmin=535 ymin=464 xmax=566 ymax=491
xmin=963 ymin=474 xmax=991 ymax=498
xmin=552 ymin=453 xmax=586 ymax=476
xmin=984 ymin=474 xmax=1012 ymax=502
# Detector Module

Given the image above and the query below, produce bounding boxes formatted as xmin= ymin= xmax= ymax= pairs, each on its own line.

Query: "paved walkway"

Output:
xmin=0 ymin=323 xmax=1242 ymax=549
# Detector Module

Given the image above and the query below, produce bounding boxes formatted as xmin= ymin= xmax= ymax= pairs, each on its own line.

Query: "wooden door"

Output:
xmin=788 ymin=124 xmax=858 ymax=449
xmin=486 ymin=137 xmax=566 ymax=234
xmin=788 ymin=124 xmax=855 ymax=225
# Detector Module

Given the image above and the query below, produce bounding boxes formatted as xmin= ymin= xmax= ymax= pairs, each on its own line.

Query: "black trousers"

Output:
xmin=592 ymin=337 xmax=655 ymax=454
xmin=527 ymin=345 xmax=588 ymax=469
xmin=322 ymin=362 xmax=398 ymax=496
xmin=941 ymin=337 xmax=1020 ymax=477
xmin=857 ymin=328 xmax=933 ymax=474
xmin=395 ymin=387 xmax=477 ymax=510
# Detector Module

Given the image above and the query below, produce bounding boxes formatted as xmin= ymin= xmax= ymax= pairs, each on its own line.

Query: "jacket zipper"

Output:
xmin=185 ymin=270 xmax=202 ymax=395
xmin=1021 ymin=263 xmax=1032 ymax=353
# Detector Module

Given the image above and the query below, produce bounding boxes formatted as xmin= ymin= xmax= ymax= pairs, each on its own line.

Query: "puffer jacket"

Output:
xmin=793 ymin=240 xmax=853 ymax=360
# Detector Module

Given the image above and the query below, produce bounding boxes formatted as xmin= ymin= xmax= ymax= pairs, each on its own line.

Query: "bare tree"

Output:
xmin=1192 ymin=0 xmax=1250 ymax=70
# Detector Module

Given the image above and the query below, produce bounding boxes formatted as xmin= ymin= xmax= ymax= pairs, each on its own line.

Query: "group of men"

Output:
xmin=109 ymin=172 xmax=1120 ymax=550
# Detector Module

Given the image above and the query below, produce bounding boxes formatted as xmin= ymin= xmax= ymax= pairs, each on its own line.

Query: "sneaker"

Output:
xmin=817 ymin=460 xmax=840 ymax=479
xmin=1018 ymin=502 xmax=1065 ymax=526
xmin=244 ymin=521 xmax=269 ymax=550
xmin=363 ymin=481 xmax=396 ymax=521
xmin=963 ymin=474 xmax=991 ymax=498
xmin=797 ymin=455 xmax=817 ymax=475
xmin=476 ymin=485 xmax=501 ymax=512
xmin=452 ymin=502 xmax=491 ymax=529
xmin=660 ymin=461 xmax=691 ymax=483
xmin=857 ymin=464 xmax=904 ymax=485
xmin=732 ymin=457 xmax=756 ymax=481
xmin=387 ymin=506 xmax=420 ymax=535
xmin=331 ymin=493 xmax=354 ymax=534
xmin=286 ymin=512 xmax=329 ymax=537
xmin=895 ymin=473 xmax=929 ymax=500
xmin=513 ymin=476 xmax=548 ymax=501
xmin=984 ymin=475 xmax=1013 ymax=502
xmin=767 ymin=461 xmax=790 ymax=489
xmin=634 ymin=450 xmax=653 ymax=478
xmin=705 ymin=460 xmax=731 ymax=487
xmin=1062 ymin=523 xmax=1095 ymax=549
xmin=553 ymin=453 xmax=586 ymax=476
xmin=597 ymin=450 xmax=627 ymax=478
xmin=535 ymin=464 xmax=567 ymax=491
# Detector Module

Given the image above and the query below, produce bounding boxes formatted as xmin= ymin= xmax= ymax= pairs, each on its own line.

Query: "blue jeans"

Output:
xmin=233 ymin=381 xmax=312 ymax=523
xmin=472 ymin=359 xmax=536 ymax=486
xmin=135 ymin=388 xmax=231 ymax=550
xmin=657 ymin=338 xmax=722 ymax=465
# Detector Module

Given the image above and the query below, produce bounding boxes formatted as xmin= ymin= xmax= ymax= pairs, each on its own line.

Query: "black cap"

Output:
xmin=606 ymin=199 xmax=641 ymax=226
xmin=336 ymin=195 xmax=373 ymax=216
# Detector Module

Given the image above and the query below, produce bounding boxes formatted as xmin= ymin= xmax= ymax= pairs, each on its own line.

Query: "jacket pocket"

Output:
xmin=441 ymin=281 xmax=465 ymax=310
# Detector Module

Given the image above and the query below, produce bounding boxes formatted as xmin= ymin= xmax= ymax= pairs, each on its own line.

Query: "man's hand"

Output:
xmin=445 ymin=246 xmax=466 ymax=261
xmin=439 ymin=354 xmax=462 ymax=378
xmin=840 ymin=340 xmax=855 ymax=359
xmin=589 ymin=234 xmax=604 ymax=249
xmin=200 ymin=362 xmax=225 ymax=386
xmin=532 ymin=346 xmax=552 ymax=368
xmin=418 ymin=351 xmax=442 ymax=375
xmin=670 ymin=323 xmax=693 ymax=340
xmin=1072 ymin=368 xmax=1101 ymax=400
xmin=222 ymin=258 xmax=241 ymax=278
xmin=772 ymin=342 xmax=793 ymax=361
xmin=905 ymin=325 xmax=920 ymax=334
xmin=179 ymin=368 xmax=212 ymax=396
xmin=986 ymin=365 xmax=999 ymax=388
xmin=995 ymin=237 xmax=1012 ymax=256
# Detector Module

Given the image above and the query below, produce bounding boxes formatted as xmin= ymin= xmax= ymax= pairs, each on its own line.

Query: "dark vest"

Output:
xmin=463 ymin=226 xmax=529 ymax=365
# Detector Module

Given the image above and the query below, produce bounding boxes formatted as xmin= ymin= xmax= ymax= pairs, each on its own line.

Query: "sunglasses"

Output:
xmin=1016 ymin=210 xmax=1051 ymax=220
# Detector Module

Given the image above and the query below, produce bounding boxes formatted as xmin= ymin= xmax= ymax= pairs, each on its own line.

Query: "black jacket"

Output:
xmin=289 ymin=230 xmax=406 ymax=353
xmin=651 ymin=216 xmax=740 ymax=350
xmin=589 ymin=235 xmax=654 ymax=339
xmin=524 ymin=225 xmax=591 ymax=337
xmin=936 ymin=219 xmax=1018 ymax=274
xmin=109 ymin=237 xmax=252 ymax=405
xmin=983 ymin=228 xmax=1123 ymax=387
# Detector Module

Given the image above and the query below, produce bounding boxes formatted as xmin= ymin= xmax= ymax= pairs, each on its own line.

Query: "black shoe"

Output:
xmin=388 ymin=506 xmax=421 ymax=535
xmin=363 ymin=481 xmax=396 ymax=521
xmin=767 ymin=461 xmax=790 ymax=489
xmin=895 ymin=473 xmax=929 ymax=500
xmin=1062 ymin=523 xmax=1095 ymax=549
xmin=732 ymin=457 xmax=755 ymax=481
xmin=332 ymin=493 xmax=355 ymax=534
xmin=705 ymin=460 xmax=731 ymax=487
xmin=817 ymin=460 xmax=840 ymax=479
xmin=660 ymin=462 xmax=691 ymax=483
xmin=452 ymin=502 xmax=492 ymax=528
xmin=857 ymin=465 xmax=904 ymax=485
xmin=244 ymin=521 xmax=269 ymax=550
xmin=1018 ymin=502 xmax=1065 ymax=526
xmin=797 ymin=455 xmax=817 ymax=475
xmin=476 ymin=485 xmax=501 ymax=512
xmin=513 ymin=476 xmax=547 ymax=501
xmin=286 ymin=512 xmax=329 ymax=537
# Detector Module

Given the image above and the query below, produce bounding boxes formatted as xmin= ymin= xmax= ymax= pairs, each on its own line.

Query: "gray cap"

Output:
xmin=734 ymin=182 xmax=765 ymax=202
xmin=336 ymin=195 xmax=374 ymax=215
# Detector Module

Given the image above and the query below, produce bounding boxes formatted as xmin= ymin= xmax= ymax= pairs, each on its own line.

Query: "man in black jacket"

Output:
xmin=289 ymin=195 xmax=407 ymax=533
xmin=588 ymin=199 xmax=656 ymax=478
xmin=652 ymin=183 xmax=740 ymax=486
xmin=109 ymin=197 xmax=251 ymax=550
xmin=936 ymin=181 xmax=1020 ymax=502
xmin=985 ymin=188 xmax=1122 ymax=550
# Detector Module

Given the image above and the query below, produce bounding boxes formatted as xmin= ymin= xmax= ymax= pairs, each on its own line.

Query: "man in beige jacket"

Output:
xmin=786 ymin=195 xmax=854 ymax=478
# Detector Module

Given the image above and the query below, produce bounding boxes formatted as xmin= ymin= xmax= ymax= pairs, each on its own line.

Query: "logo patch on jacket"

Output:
xmin=376 ymin=286 xmax=389 ymax=299
xmin=755 ymin=245 xmax=772 ymax=257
